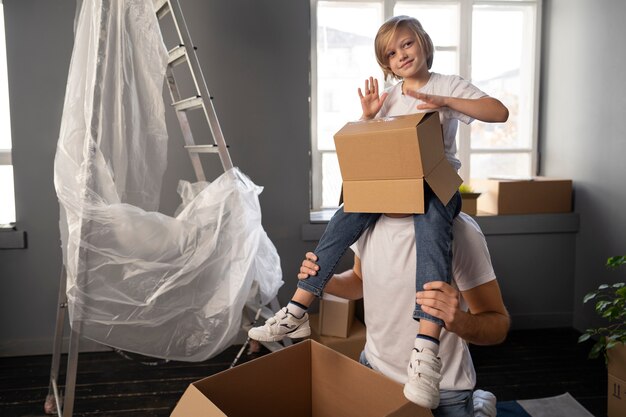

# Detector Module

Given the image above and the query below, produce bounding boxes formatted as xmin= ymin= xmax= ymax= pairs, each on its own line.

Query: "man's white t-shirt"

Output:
xmin=378 ymin=73 xmax=487 ymax=170
xmin=351 ymin=212 xmax=496 ymax=391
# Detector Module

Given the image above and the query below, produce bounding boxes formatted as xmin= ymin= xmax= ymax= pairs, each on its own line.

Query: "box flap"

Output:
xmin=189 ymin=341 xmax=313 ymax=417
xmin=310 ymin=341 xmax=431 ymax=417
xmin=334 ymin=113 xmax=427 ymax=136
xmin=424 ymin=158 xmax=463 ymax=206
xmin=170 ymin=384 xmax=227 ymax=417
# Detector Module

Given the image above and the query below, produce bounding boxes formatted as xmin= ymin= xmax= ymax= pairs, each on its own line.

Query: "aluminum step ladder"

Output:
xmin=44 ymin=1 xmax=285 ymax=415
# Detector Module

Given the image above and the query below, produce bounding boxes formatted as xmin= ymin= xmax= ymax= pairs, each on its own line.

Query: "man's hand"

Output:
xmin=297 ymin=252 xmax=319 ymax=280
xmin=358 ymin=77 xmax=388 ymax=119
xmin=418 ymin=280 xmax=510 ymax=345
xmin=416 ymin=281 xmax=465 ymax=333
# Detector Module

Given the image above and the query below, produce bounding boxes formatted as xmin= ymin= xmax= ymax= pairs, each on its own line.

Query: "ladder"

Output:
xmin=45 ymin=1 xmax=285 ymax=415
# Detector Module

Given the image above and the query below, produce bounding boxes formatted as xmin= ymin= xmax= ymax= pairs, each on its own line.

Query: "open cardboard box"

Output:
xmin=171 ymin=339 xmax=432 ymax=417
xmin=334 ymin=112 xmax=462 ymax=213
xmin=471 ymin=177 xmax=572 ymax=215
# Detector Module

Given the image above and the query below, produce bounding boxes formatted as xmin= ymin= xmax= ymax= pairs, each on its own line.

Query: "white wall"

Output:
xmin=540 ymin=0 xmax=626 ymax=331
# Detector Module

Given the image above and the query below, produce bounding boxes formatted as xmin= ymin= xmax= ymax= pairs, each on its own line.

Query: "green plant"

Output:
xmin=578 ymin=256 xmax=626 ymax=361
xmin=459 ymin=183 xmax=474 ymax=194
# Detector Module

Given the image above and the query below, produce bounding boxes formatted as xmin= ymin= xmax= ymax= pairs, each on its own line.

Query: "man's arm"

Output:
xmin=416 ymin=280 xmax=510 ymax=346
xmin=298 ymin=252 xmax=363 ymax=300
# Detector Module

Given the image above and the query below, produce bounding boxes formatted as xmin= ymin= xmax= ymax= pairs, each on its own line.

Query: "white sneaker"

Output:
xmin=403 ymin=347 xmax=443 ymax=408
xmin=247 ymin=307 xmax=311 ymax=342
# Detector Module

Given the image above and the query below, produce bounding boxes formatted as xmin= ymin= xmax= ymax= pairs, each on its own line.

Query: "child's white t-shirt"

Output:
xmin=378 ymin=72 xmax=487 ymax=170
xmin=351 ymin=212 xmax=496 ymax=390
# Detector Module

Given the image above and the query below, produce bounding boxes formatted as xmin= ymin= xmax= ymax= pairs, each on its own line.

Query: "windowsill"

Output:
xmin=0 ymin=224 xmax=27 ymax=249
xmin=303 ymin=210 xmax=579 ymax=241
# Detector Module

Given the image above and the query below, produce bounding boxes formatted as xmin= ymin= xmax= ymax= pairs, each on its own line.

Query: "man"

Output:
xmin=297 ymin=212 xmax=510 ymax=417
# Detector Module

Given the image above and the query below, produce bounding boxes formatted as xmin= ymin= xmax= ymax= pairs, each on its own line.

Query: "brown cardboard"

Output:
xmin=460 ymin=192 xmax=480 ymax=216
xmin=319 ymin=293 xmax=355 ymax=338
xmin=170 ymin=339 xmax=432 ymax=417
xmin=471 ymin=177 xmax=572 ymax=215
xmin=334 ymin=112 xmax=462 ymax=213
xmin=310 ymin=314 xmax=366 ymax=361
xmin=608 ymin=344 xmax=626 ymax=417
xmin=608 ymin=373 xmax=626 ymax=417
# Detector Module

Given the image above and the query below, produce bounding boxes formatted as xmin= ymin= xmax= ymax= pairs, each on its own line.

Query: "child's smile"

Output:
xmin=385 ymin=26 xmax=428 ymax=80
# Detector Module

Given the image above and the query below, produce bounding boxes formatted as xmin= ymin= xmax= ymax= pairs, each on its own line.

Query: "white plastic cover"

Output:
xmin=53 ymin=0 xmax=283 ymax=361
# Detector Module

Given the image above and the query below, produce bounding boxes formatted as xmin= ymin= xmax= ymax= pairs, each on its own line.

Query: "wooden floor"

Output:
xmin=0 ymin=328 xmax=607 ymax=417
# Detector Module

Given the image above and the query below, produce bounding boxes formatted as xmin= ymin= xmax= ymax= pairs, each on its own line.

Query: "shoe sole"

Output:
xmin=248 ymin=327 xmax=311 ymax=342
xmin=403 ymin=383 xmax=439 ymax=409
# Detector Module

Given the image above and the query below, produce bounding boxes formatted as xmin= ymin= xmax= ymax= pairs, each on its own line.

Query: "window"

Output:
xmin=310 ymin=0 xmax=542 ymax=210
xmin=0 ymin=2 xmax=15 ymax=224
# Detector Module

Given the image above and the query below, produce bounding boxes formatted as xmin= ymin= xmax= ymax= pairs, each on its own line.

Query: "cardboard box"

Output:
xmin=310 ymin=314 xmax=366 ymax=362
xmin=471 ymin=177 xmax=572 ymax=215
xmin=608 ymin=344 xmax=626 ymax=417
xmin=460 ymin=192 xmax=480 ymax=216
xmin=171 ymin=339 xmax=431 ymax=417
xmin=334 ymin=112 xmax=462 ymax=213
xmin=319 ymin=293 xmax=355 ymax=338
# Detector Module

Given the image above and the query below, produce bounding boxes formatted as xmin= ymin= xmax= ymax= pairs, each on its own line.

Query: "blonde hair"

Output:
xmin=374 ymin=16 xmax=434 ymax=81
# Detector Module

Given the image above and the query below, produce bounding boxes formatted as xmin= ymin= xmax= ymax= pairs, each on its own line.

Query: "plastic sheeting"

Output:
xmin=53 ymin=0 xmax=283 ymax=361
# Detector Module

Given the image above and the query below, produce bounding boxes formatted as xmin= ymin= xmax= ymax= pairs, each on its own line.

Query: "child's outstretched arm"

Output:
xmin=358 ymin=76 xmax=389 ymax=120
xmin=407 ymin=90 xmax=509 ymax=123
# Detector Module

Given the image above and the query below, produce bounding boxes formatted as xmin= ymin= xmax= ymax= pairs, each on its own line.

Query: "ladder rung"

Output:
xmin=153 ymin=0 xmax=170 ymax=19
xmin=185 ymin=145 xmax=221 ymax=154
xmin=172 ymin=96 xmax=203 ymax=112
xmin=168 ymin=45 xmax=187 ymax=67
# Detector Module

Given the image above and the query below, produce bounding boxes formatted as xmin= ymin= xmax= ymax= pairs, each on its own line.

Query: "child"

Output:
xmin=249 ymin=15 xmax=508 ymax=409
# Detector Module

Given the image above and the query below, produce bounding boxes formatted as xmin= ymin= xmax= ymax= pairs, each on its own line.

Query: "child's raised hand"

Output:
xmin=358 ymin=77 xmax=388 ymax=119
xmin=406 ymin=90 xmax=447 ymax=111
xmin=297 ymin=252 xmax=320 ymax=280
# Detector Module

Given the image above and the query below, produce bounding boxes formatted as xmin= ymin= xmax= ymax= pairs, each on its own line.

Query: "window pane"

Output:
xmin=316 ymin=2 xmax=383 ymax=151
xmin=471 ymin=4 xmax=536 ymax=153
xmin=0 ymin=4 xmax=11 ymax=150
xmin=322 ymin=152 xmax=341 ymax=208
xmin=0 ymin=165 xmax=16 ymax=223
xmin=394 ymin=2 xmax=460 ymax=75
xmin=470 ymin=153 xmax=531 ymax=180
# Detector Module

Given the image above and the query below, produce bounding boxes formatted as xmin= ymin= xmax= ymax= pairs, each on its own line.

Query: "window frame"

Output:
xmin=310 ymin=0 xmax=542 ymax=211
xmin=0 ymin=0 xmax=16 ymax=225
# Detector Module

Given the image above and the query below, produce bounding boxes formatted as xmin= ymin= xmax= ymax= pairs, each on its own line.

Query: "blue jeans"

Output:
xmin=298 ymin=185 xmax=462 ymax=326
xmin=359 ymin=351 xmax=474 ymax=417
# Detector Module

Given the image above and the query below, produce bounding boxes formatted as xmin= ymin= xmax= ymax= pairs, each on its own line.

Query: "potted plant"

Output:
xmin=579 ymin=256 xmax=626 ymax=416
xmin=459 ymin=183 xmax=481 ymax=216
xmin=579 ymin=255 xmax=626 ymax=360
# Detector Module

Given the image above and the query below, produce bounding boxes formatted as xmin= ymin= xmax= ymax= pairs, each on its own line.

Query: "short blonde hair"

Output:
xmin=374 ymin=16 xmax=434 ymax=81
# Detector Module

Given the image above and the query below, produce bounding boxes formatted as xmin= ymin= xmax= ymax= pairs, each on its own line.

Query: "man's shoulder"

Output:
xmin=453 ymin=212 xmax=484 ymax=240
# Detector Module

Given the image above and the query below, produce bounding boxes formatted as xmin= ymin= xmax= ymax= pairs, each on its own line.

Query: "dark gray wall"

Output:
xmin=0 ymin=0 xmax=312 ymax=355
xmin=1 ymin=0 xmax=625 ymax=356
xmin=540 ymin=0 xmax=626 ymax=331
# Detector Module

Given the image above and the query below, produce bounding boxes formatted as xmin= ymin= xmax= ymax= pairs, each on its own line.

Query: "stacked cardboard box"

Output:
xmin=310 ymin=313 xmax=366 ymax=362
xmin=319 ymin=293 xmax=355 ymax=338
xmin=334 ymin=112 xmax=462 ymax=214
xmin=608 ymin=344 xmax=626 ymax=417
xmin=471 ymin=177 xmax=572 ymax=215
xmin=170 ymin=340 xmax=432 ymax=416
